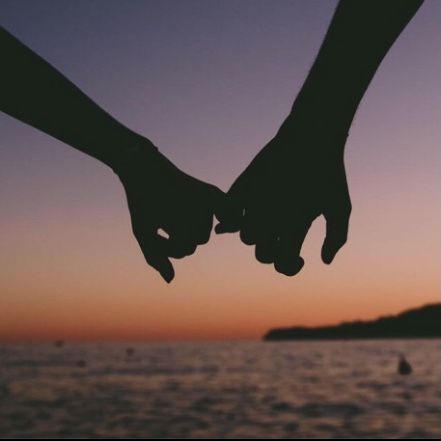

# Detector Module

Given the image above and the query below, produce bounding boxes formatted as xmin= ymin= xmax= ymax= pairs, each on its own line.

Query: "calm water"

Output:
xmin=0 ymin=340 xmax=440 ymax=438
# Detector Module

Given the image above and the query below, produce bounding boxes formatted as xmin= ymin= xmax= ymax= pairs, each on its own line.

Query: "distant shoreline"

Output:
xmin=263 ymin=303 xmax=441 ymax=341
xmin=264 ymin=336 xmax=441 ymax=342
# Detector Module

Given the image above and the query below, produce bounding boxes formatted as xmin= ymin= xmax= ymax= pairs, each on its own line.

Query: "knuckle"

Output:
xmin=197 ymin=234 xmax=211 ymax=245
xmin=343 ymin=198 xmax=352 ymax=216
xmin=240 ymin=229 xmax=255 ymax=245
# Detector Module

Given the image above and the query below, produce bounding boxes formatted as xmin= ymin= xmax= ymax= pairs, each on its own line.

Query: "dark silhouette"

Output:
xmin=54 ymin=340 xmax=65 ymax=348
xmin=216 ymin=0 xmax=423 ymax=276
xmin=1 ymin=0 xmax=424 ymax=281
xmin=1 ymin=27 xmax=225 ymax=283
xmin=126 ymin=347 xmax=135 ymax=357
xmin=263 ymin=304 xmax=441 ymax=341
xmin=398 ymin=355 xmax=413 ymax=375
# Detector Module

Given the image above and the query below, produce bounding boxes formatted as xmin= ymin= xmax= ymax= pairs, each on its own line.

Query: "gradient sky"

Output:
xmin=1 ymin=0 xmax=439 ymax=342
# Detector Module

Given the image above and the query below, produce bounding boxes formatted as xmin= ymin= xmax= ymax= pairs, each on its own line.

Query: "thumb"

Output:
xmin=136 ymin=231 xmax=175 ymax=283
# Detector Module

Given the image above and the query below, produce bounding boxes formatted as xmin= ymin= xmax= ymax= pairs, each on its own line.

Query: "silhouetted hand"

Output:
xmin=215 ymin=120 xmax=351 ymax=276
xmin=213 ymin=0 xmax=425 ymax=277
xmin=115 ymin=139 xmax=225 ymax=283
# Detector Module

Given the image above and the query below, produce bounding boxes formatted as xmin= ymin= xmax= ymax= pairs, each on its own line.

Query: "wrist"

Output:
xmin=276 ymin=108 xmax=349 ymax=162
xmin=104 ymin=130 xmax=161 ymax=177
xmin=284 ymin=87 xmax=353 ymax=135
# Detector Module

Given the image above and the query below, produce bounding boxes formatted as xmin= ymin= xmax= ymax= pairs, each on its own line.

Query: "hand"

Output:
xmin=215 ymin=118 xmax=352 ymax=276
xmin=115 ymin=138 xmax=225 ymax=283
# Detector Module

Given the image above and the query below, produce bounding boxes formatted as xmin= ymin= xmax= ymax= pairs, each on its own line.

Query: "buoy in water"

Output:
xmin=398 ymin=355 xmax=412 ymax=375
xmin=76 ymin=360 xmax=87 ymax=368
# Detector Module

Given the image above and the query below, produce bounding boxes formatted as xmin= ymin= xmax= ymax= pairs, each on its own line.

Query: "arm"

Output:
xmin=216 ymin=0 xmax=423 ymax=276
xmin=1 ymin=26 xmax=224 ymax=282
xmin=283 ymin=0 xmax=424 ymax=137
xmin=1 ymin=26 xmax=152 ymax=169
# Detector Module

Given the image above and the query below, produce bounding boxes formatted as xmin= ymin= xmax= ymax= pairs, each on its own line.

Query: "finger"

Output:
xmin=192 ymin=212 xmax=214 ymax=245
xmin=137 ymin=233 xmax=175 ymax=283
xmin=215 ymin=221 xmax=241 ymax=234
xmin=274 ymin=220 xmax=312 ymax=276
xmin=206 ymin=184 xmax=228 ymax=216
xmin=253 ymin=212 xmax=278 ymax=263
xmin=215 ymin=198 xmax=243 ymax=234
xmin=255 ymin=235 xmax=278 ymax=264
xmin=321 ymin=209 xmax=350 ymax=264
xmin=240 ymin=206 xmax=258 ymax=245
xmin=239 ymin=202 xmax=273 ymax=246
xmin=274 ymin=241 xmax=305 ymax=275
xmin=146 ymin=252 xmax=175 ymax=283
xmin=156 ymin=219 xmax=197 ymax=258
xmin=215 ymin=173 xmax=250 ymax=234
xmin=165 ymin=234 xmax=197 ymax=259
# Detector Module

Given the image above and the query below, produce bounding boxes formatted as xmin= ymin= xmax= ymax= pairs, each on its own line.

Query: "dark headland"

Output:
xmin=263 ymin=303 xmax=441 ymax=341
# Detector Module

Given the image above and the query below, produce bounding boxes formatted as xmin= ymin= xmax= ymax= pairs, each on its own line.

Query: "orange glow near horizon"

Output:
xmin=0 ymin=208 xmax=438 ymax=342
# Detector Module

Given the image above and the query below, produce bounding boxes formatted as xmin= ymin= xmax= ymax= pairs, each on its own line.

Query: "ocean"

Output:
xmin=0 ymin=340 xmax=440 ymax=438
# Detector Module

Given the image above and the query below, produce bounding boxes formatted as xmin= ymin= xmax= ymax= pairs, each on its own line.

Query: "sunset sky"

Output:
xmin=0 ymin=0 xmax=439 ymax=342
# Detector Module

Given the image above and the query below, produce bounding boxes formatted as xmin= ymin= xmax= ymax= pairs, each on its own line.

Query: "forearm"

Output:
xmin=0 ymin=27 xmax=155 ymax=170
xmin=285 ymin=0 xmax=423 ymax=137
